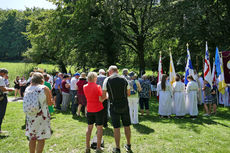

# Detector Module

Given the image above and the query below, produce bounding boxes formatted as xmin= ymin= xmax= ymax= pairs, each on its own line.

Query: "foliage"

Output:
xmin=1 ymin=0 xmax=230 ymax=74
xmin=0 ymin=9 xmax=31 ymax=60
xmin=1 ymin=100 xmax=230 ymax=152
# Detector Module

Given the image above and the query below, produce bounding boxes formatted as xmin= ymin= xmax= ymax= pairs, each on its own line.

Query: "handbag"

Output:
xmin=0 ymin=89 xmax=5 ymax=102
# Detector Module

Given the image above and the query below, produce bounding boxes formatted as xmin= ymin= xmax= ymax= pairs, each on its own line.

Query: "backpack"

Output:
xmin=131 ymin=80 xmax=137 ymax=95
xmin=23 ymin=86 xmax=43 ymax=116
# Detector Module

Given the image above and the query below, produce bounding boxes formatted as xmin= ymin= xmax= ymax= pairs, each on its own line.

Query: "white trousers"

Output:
xmin=128 ymin=97 xmax=139 ymax=124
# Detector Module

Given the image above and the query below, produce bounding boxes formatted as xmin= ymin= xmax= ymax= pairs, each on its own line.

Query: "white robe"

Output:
xmin=157 ymin=81 xmax=172 ymax=116
xmin=186 ymin=81 xmax=199 ymax=116
xmin=172 ymin=81 xmax=186 ymax=116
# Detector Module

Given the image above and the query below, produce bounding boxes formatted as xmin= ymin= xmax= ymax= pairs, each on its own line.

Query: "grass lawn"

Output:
xmin=1 ymin=99 xmax=230 ymax=153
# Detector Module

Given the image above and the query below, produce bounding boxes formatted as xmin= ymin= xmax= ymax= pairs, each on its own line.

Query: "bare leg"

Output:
xmin=213 ymin=104 xmax=217 ymax=113
xmin=96 ymin=125 xmax=103 ymax=149
xmin=14 ymin=89 xmax=17 ymax=98
xmin=77 ymin=104 xmax=82 ymax=116
xmin=86 ymin=125 xmax=93 ymax=149
xmin=208 ymin=104 xmax=212 ymax=114
xmin=29 ymin=140 xmax=36 ymax=153
xmin=36 ymin=139 xmax=45 ymax=153
xmin=114 ymin=128 xmax=120 ymax=149
xmin=124 ymin=126 xmax=131 ymax=145
xmin=204 ymin=104 xmax=209 ymax=114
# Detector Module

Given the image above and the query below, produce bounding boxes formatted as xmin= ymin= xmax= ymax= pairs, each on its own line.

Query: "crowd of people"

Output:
xmin=0 ymin=66 xmax=230 ymax=153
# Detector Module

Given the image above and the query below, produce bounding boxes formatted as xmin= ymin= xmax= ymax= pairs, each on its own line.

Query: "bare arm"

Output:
xmin=0 ymin=86 xmax=14 ymax=92
xmin=99 ymin=95 xmax=107 ymax=102
xmin=44 ymin=86 xmax=53 ymax=106
xmin=101 ymin=90 xmax=107 ymax=102
xmin=127 ymin=89 xmax=131 ymax=97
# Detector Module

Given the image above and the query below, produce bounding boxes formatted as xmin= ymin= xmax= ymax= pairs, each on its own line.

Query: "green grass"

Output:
xmin=0 ymin=62 xmax=58 ymax=86
xmin=1 ymin=98 xmax=230 ymax=153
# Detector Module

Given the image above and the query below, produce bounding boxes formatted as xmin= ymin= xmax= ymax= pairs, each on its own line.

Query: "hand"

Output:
xmin=7 ymin=88 xmax=15 ymax=92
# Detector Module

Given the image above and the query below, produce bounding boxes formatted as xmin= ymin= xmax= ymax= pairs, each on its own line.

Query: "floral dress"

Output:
xmin=25 ymin=85 xmax=51 ymax=140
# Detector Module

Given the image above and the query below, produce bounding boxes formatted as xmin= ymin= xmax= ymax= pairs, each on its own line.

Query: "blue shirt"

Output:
xmin=55 ymin=77 xmax=62 ymax=89
xmin=139 ymin=79 xmax=151 ymax=98
xmin=96 ymin=74 xmax=106 ymax=87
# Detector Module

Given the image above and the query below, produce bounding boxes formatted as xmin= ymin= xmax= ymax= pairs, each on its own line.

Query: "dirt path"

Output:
xmin=7 ymin=97 xmax=23 ymax=102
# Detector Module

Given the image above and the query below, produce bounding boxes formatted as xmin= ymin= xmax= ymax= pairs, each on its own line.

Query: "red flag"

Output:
xmin=222 ymin=51 xmax=230 ymax=84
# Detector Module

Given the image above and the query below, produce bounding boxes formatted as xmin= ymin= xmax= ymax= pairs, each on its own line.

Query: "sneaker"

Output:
xmin=125 ymin=144 xmax=133 ymax=153
xmin=96 ymin=148 xmax=103 ymax=153
xmin=86 ymin=148 xmax=91 ymax=153
xmin=112 ymin=148 xmax=120 ymax=153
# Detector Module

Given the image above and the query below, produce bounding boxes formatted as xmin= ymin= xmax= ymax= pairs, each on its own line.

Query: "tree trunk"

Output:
xmin=137 ymin=36 xmax=146 ymax=76
xmin=58 ymin=61 xmax=67 ymax=73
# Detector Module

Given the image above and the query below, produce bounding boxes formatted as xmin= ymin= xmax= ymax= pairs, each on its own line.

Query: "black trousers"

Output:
xmin=20 ymin=86 xmax=26 ymax=97
xmin=0 ymin=95 xmax=8 ymax=131
xmin=55 ymin=89 xmax=62 ymax=109
xmin=103 ymin=100 xmax=108 ymax=127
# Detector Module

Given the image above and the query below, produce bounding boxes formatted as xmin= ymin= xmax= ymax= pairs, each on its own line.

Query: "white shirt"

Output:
xmin=0 ymin=76 xmax=7 ymax=93
xmin=19 ymin=79 xmax=27 ymax=86
xmin=70 ymin=77 xmax=78 ymax=90
xmin=0 ymin=76 xmax=6 ymax=86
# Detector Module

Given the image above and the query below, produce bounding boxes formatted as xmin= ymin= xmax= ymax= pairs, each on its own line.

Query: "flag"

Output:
xmin=211 ymin=58 xmax=216 ymax=85
xmin=184 ymin=44 xmax=194 ymax=85
xmin=222 ymin=51 xmax=230 ymax=84
xmin=157 ymin=51 xmax=163 ymax=101
xmin=215 ymin=48 xmax=227 ymax=94
xmin=204 ymin=42 xmax=212 ymax=87
xmin=169 ymin=51 xmax=176 ymax=85
xmin=157 ymin=51 xmax=163 ymax=83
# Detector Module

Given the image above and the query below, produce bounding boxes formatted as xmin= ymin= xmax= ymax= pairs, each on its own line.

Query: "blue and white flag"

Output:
xmin=184 ymin=44 xmax=194 ymax=85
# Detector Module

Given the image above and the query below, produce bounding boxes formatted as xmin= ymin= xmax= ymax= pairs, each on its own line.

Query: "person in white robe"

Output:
xmin=172 ymin=74 xmax=186 ymax=117
xmin=223 ymin=87 xmax=230 ymax=107
xmin=186 ymin=75 xmax=199 ymax=117
xmin=157 ymin=74 xmax=172 ymax=117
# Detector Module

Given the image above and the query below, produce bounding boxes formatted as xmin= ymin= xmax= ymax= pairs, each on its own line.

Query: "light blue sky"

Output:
xmin=0 ymin=0 xmax=56 ymax=10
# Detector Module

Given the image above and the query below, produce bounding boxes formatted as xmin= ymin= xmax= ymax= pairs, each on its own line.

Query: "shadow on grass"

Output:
xmin=72 ymin=115 xmax=87 ymax=123
xmin=21 ymin=124 xmax=26 ymax=130
xmin=133 ymin=123 xmax=155 ymax=134
xmin=103 ymin=127 xmax=114 ymax=137
xmin=0 ymin=135 xmax=9 ymax=139
xmin=139 ymin=97 xmax=230 ymax=134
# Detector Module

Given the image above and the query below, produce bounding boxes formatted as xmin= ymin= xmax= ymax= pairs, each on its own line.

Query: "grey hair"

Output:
xmin=142 ymin=74 xmax=147 ymax=80
xmin=31 ymin=72 xmax=44 ymax=84
xmin=99 ymin=69 xmax=105 ymax=74
xmin=87 ymin=72 xmax=97 ymax=82
xmin=108 ymin=65 xmax=118 ymax=72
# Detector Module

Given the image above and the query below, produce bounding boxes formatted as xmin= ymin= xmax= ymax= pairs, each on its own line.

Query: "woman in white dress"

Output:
xmin=172 ymin=74 xmax=186 ymax=118
xmin=186 ymin=75 xmax=199 ymax=118
xmin=24 ymin=72 xmax=53 ymax=153
xmin=157 ymin=74 xmax=172 ymax=118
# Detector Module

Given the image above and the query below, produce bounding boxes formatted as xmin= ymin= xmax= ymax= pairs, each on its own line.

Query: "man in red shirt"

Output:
xmin=83 ymin=72 xmax=107 ymax=153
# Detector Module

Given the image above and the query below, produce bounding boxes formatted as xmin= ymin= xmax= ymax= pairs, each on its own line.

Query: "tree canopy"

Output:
xmin=1 ymin=0 xmax=230 ymax=74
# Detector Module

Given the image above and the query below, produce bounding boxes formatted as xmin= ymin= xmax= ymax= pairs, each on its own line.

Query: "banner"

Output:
xmin=222 ymin=51 xmax=230 ymax=84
